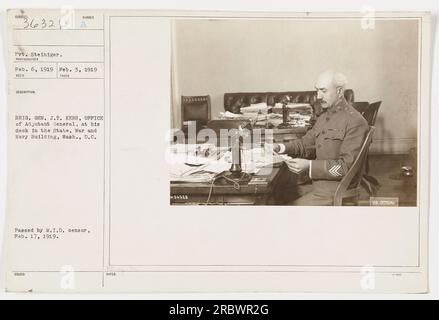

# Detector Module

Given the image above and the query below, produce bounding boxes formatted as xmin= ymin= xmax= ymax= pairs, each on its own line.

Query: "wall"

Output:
xmin=172 ymin=19 xmax=419 ymax=154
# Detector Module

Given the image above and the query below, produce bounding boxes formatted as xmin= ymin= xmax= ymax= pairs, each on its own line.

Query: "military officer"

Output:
xmin=274 ymin=70 xmax=369 ymax=205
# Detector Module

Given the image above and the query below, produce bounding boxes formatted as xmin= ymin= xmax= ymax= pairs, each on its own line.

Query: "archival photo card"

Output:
xmin=3 ymin=10 xmax=431 ymax=293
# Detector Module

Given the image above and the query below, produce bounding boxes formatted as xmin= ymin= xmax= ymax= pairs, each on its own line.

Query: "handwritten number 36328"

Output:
xmin=23 ymin=18 xmax=56 ymax=29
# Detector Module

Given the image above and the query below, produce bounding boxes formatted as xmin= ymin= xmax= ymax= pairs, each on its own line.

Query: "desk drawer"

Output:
xmin=171 ymin=194 xmax=257 ymax=205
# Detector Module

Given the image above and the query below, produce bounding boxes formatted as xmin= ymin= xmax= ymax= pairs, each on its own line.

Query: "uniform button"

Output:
xmin=322 ymin=130 xmax=326 ymax=134
xmin=326 ymin=117 xmax=330 ymax=121
xmin=317 ymin=144 xmax=322 ymax=148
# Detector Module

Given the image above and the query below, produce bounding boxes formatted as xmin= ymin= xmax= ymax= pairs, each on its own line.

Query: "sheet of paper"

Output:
xmin=2 ymin=9 xmax=431 ymax=294
xmin=240 ymin=103 xmax=271 ymax=113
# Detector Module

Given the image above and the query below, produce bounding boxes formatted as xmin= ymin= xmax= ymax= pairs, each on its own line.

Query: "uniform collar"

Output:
xmin=326 ymin=97 xmax=348 ymax=114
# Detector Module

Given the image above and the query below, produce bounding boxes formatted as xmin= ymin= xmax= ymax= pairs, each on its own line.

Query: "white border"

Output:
xmin=0 ymin=0 xmax=437 ymax=300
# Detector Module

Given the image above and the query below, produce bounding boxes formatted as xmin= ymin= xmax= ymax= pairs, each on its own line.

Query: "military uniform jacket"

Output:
xmin=282 ymin=97 xmax=369 ymax=197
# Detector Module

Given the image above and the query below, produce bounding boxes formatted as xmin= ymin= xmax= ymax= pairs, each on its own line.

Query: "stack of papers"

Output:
xmin=218 ymin=111 xmax=246 ymax=119
xmin=270 ymin=103 xmax=313 ymax=128
xmin=168 ymin=143 xmax=222 ymax=182
xmin=170 ymin=172 xmax=216 ymax=183
xmin=200 ymin=160 xmax=232 ymax=174
xmin=288 ymin=113 xmax=312 ymax=127
xmin=169 ymin=163 xmax=198 ymax=177
xmin=273 ymin=103 xmax=313 ymax=113
xmin=240 ymin=102 xmax=271 ymax=114
xmin=169 ymin=143 xmax=313 ymax=182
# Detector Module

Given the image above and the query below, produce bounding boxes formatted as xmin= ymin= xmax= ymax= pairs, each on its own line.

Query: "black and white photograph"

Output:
xmin=170 ymin=17 xmax=420 ymax=206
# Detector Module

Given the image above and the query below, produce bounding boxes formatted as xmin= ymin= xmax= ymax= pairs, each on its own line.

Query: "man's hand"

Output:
xmin=286 ymin=158 xmax=310 ymax=173
xmin=271 ymin=143 xmax=282 ymax=154
xmin=265 ymin=143 xmax=283 ymax=155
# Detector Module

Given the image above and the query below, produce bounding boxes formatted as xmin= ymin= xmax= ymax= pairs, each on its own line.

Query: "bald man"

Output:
xmin=274 ymin=71 xmax=369 ymax=205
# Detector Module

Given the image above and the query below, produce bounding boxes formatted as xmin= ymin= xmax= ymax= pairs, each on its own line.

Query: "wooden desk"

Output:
xmin=170 ymin=163 xmax=292 ymax=205
xmin=184 ymin=120 xmax=308 ymax=145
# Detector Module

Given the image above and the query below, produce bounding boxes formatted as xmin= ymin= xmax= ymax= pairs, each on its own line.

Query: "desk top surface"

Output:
xmin=170 ymin=163 xmax=287 ymax=195
xmin=206 ymin=120 xmax=309 ymax=134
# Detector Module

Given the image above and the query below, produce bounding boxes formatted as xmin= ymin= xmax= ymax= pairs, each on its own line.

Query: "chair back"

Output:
xmin=334 ymin=126 xmax=376 ymax=206
xmin=344 ymin=89 xmax=355 ymax=104
xmin=353 ymin=102 xmax=370 ymax=115
xmin=181 ymin=95 xmax=211 ymax=128
xmin=363 ymin=101 xmax=381 ymax=126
